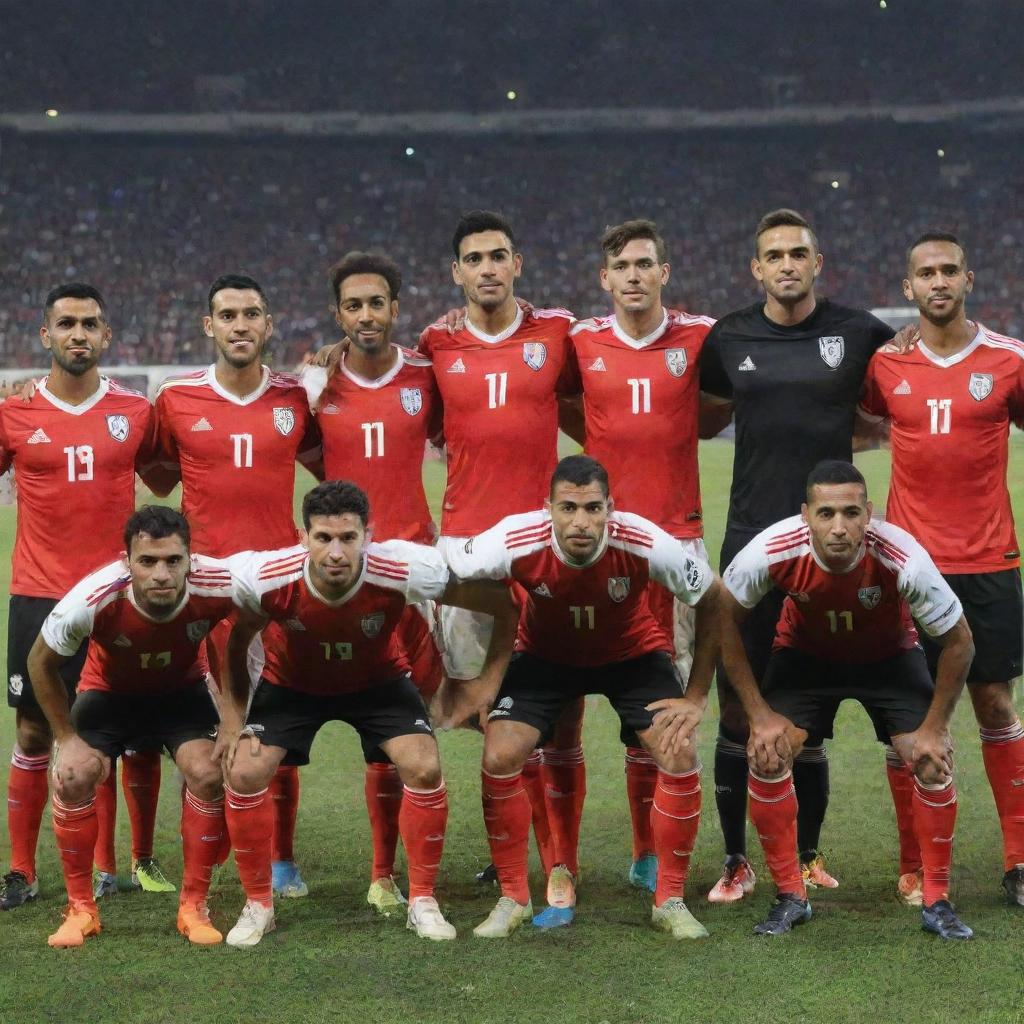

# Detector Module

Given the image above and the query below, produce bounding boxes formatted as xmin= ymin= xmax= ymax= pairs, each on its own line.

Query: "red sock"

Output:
xmin=980 ymin=721 xmax=1024 ymax=870
xmin=400 ymin=782 xmax=448 ymax=901
xmin=625 ymin=746 xmax=657 ymax=860
xmin=225 ymin=786 xmax=273 ymax=906
xmin=522 ymin=750 xmax=555 ymax=875
xmin=543 ymin=745 xmax=586 ymax=876
xmin=884 ymin=747 xmax=921 ymax=874
xmin=481 ymin=771 xmax=532 ymax=905
xmin=364 ymin=763 xmax=403 ymax=880
xmin=122 ymin=750 xmax=161 ymax=862
xmin=7 ymin=747 xmax=50 ymax=882
xmin=52 ymin=795 xmax=98 ymax=911
xmin=93 ymin=763 xmax=118 ymax=875
xmin=270 ymin=765 xmax=300 ymax=863
xmin=180 ymin=789 xmax=225 ymax=906
xmin=651 ymin=767 xmax=701 ymax=905
xmin=913 ymin=779 xmax=957 ymax=905
xmin=748 ymin=772 xmax=806 ymax=900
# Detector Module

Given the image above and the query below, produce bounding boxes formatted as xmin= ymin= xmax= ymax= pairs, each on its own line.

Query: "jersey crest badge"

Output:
xmin=400 ymin=388 xmax=423 ymax=416
xmin=106 ymin=414 xmax=130 ymax=443
xmin=968 ymin=372 xmax=993 ymax=401
xmin=523 ymin=343 xmax=547 ymax=371
xmin=607 ymin=576 xmax=631 ymax=603
xmin=187 ymin=620 xmax=211 ymax=643
xmin=361 ymin=612 xmax=385 ymax=638
xmin=684 ymin=557 xmax=705 ymax=592
xmin=858 ymin=586 xmax=882 ymax=610
xmin=818 ymin=336 xmax=845 ymax=369
xmin=273 ymin=407 xmax=296 ymax=436
xmin=665 ymin=349 xmax=688 ymax=377
xmin=8 ymin=674 xmax=23 ymax=697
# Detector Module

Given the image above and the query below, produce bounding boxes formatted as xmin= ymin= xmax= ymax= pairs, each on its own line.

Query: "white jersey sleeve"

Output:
xmin=225 ymin=546 xmax=306 ymax=615
xmin=40 ymin=561 xmax=127 ymax=657
xmin=366 ymin=540 xmax=450 ymax=603
xmin=893 ymin=531 xmax=964 ymax=638
xmin=633 ymin=515 xmax=714 ymax=607
xmin=721 ymin=531 xmax=775 ymax=609
xmin=300 ymin=364 xmax=329 ymax=410
xmin=445 ymin=511 xmax=548 ymax=582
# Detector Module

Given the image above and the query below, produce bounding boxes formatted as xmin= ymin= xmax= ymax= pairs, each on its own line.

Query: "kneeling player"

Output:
xmin=718 ymin=461 xmax=975 ymax=939
xmin=28 ymin=507 xmax=236 ymax=948
xmin=219 ymin=481 xmax=515 ymax=947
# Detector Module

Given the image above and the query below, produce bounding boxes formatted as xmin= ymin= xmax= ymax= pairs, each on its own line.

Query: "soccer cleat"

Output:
xmin=1001 ymin=865 xmax=1024 ymax=907
xmin=545 ymin=864 xmax=577 ymax=909
xmin=707 ymin=856 xmax=756 ymax=904
xmin=473 ymin=896 xmax=533 ymax=938
xmin=532 ymin=905 xmax=575 ymax=929
xmin=475 ymin=862 xmax=498 ymax=885
xmin=367 ymin=876 xmax=408 ymax=916
xmin=47 ymin=903 xmax=101 ymax=948
xmin=921 ymin=900 xmax=973 ymax=940
xmin=897 ymin=869 xmax=924 ymax=907
xmin=177 ymin=901 xmax=223 ymax=945
xmin=753 ymin=893 xmax=813 ymax=935
xmin=1 ymin=870 xmax=40 ymax=910
xmin=226 ymin=900 xmax=276 ymax=948
xmin=132 ymin=858 xmax=176 ymax=893
xmin=651 ymin=897 xmax=709 ymax=939
xmin=406 ymin=896 xmax=456 ymax=941
xmin=93 ymin=871 xmax=120 ymax=900
xmin=271 ymin=860 xmax=309 ymax=899
xmin=628 ymin=854 xmax=658 ymax=893
xmin=801 ymin=854 xmax=839 ymax=889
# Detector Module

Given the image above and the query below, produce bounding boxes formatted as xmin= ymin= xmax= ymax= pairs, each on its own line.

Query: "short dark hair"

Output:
xmin=43 ymin=283 xmax=106 ymax=320
xmin=452 ymin=210 xmax=517 ymax=260
xmin=805 ymin=460 xmax=866 ymax=503
xmin=600 ymin=219 xmax=667 ymax=264
xmin=755 ymin=208 xmax=818 ymax=254
xmin=550 ymin=455 xmax=609 ymax=499
xmin=302 ymin=480 xmax=370 ymax=530
xmin=906 ymin=232 xmax=966 ymax=272
xmin=124 ymin=505 xmax=191 ymax=554
xmin=328 ymin=251 xmax=403 ymax=306
xmin=207 ymin=274 xmax=268 ymax=313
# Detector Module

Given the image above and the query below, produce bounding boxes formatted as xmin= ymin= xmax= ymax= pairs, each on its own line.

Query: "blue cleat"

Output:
xmin=921 ymin=900 xmax=973 ymax=940
xmin=532 ymin=905 xmax=575 ymax=930
xmin=753 ymin=893 xmax=812 ymax=935
xmin=272 ymin=860 xmax=309 ymax=898
xmin=628 ymin=854 xmax=658 ymax=893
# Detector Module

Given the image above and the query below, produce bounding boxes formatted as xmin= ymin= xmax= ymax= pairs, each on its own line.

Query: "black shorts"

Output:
xmin=246 ymin=676 xmax=434 ymax=767
xmin=761 ymin=646 xmax=935 ymax=746
xmin=488 ymin=650 xmax=683 ymax=747
xmin=918 ymin=569 xmax=1023 ymax=684
xmin=7 ymin=595 xmax=89 ymax=711
xmin=71 ymin=682 xmax=218 ymax=759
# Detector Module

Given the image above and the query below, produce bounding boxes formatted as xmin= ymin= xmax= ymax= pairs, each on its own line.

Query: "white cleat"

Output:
xmin=225 ymin=899 xmax=276 ymax=948
xmin=473 ymin=896 xmax=533 ymax=938
xmin=406 ymin=896 xmax=456 ymax=941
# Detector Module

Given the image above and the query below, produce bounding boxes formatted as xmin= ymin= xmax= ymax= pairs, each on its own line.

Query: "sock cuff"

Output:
xmin=224 ymin=784 xmax=269 ymax=810
xmin=914 ymin=778 xmax=957 ymax=806
xmin=481 ymin=769 xmax=524 ymax=796
xmin=11 ymin=747 xmax=50 ymax=771
xmin=884 ymin=745 xmax=906 ymax=769
xmin=624 ymin=746 xmax=656 ymax=767
xmin=403 ymin=780 xmax=446 ymax=797
xmin=524 ymin=749 xmax=543 ymax=767
xmin=980 ymin=719 xmax=1024 ymax=744
xmin=715 ymin=736 xmax=748 ymax=758
xmin=52 ymin=794 xmax=96 ymax=817
xmin=184 ymin=789 xmax=225 ymax=814
xmin=543 ymin=746 xmax=584 ymax=766
xmin=748 ymin=771 xmax=794 ymax=802
xmin=365 ymin=761 xmax=400 ymax=776
xmin=794 ymin=744 xmax=827 ymax=764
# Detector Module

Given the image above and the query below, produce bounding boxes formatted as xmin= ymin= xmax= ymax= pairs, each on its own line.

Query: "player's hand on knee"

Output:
xmin=53 ymin=734 xmax=107 ymax=793
xmin=747 ymin=712 xmax=792 ymax=777
xmin=646 ymin=697 xmax=704 ymax=754
xmin=909 ymin=726 xmax=954 ymax=786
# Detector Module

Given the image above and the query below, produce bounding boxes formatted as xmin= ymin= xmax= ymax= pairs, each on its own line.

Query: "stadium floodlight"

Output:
xmin=506 ymin=90 xmax=517 ymax=101
xmin=405 ymin=146 xmax=415 ymax=156
xmin=45 ymin=108 xmax=59 ymax=118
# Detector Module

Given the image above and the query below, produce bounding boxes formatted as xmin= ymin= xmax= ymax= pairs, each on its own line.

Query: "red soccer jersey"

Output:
xmin=859 ymin=326 xmax=1024 ymax=573
xmin=309 ymin=346 xmax=442 ymax=543
xmin=40 ymin=556 xmax=236 ymax=694
xmin=0 ymin=377 xmax=155 ymax=599
xmin=153 ymin=366 xmax=321 ymax=556
xmin=571 ymin=309 xmax=714 ymax=539
xmin=231 ymin=541 xmax=449 ymax=695
xmin=447 ymin=509 xmax=713 ymax=668
xmin=418 ymin=307 xmax=578 ymax=536
xmin=723 ymin=515 xmax=963 ymax=663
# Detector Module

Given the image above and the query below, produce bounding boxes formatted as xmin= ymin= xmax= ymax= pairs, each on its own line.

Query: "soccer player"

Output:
xmin=28 ymin=507 xmax=236 ymax=947
xmin=441 ymin=455 xmax=721 ymax=938
xmin=152 ymin=273 xmax=321 ymax=899
xmin=859 ymin=233 xmax=1024 ymax=905
xmin=699 ymin=209 xmax=895 ymax=900
xmin=717 ymin=460 xmax=974 ymax=939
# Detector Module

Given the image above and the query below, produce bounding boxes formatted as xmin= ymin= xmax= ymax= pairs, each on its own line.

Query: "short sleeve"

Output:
xmin=898 ymin=545 xmax=963 ymax=638
xmin=698 ymin=326 xmax=733 ymax=400
xmin=1011 ymin=358 xmax=1024 ymax=431
xmin=645 ymin=524 xmax=714 ymax=607
xmin=0 ymin=409 xmax=14 ymax=477
xmin=721 ymin=533 xmax=774 ymax=609
xmin=40 ymin=587 xmax=97 ymax=657
xmin=858 ymin=354 xmax=889 ymax=422
xmin=444 ymin=517 xmax=520 ymax=582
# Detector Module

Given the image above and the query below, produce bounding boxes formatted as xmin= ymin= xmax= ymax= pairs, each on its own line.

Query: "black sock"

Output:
xmin=793 ymin=744 xmax=829 ymax=858
xmin=714 ymin=728 xmax=750 ymax=859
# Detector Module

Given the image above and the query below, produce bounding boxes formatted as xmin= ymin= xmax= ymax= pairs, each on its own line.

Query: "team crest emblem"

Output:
xmin=607 ymin=576 xmax=631 ymax=603
xmin=684 ymin=557 xmax=705 ymax=592
xmin=187 ymin=620 xmax=211 ymax=643
xmin=400 ymin=388 xmax=423 ymax=416
xmin=523 ymin=342 xmax=547 ymax=371
xmin=273 ymin=407 xmax=295 ymax=436
xmin=361 ymin=613 xmax=385 ymax=638
xmin=818 ymin=336 xmax=845 ymax=369
xmin=968 ymin=372 xmax=993 ymax=401
xmin=858 ymin=586 xmax=882 ymax=610
xmin=106 ymin=414 xmax=130 ymax=443
xmin=665 ymin=349 xmax=688 ymax=378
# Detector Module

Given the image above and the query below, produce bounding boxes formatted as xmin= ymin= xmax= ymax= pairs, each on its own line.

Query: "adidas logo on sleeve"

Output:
xmin=26 ymin=428 xmax=51 ymax=444
xmin=892 ymin=379 xmax=912 ymax=395
xmin=190 ymin=417 xmax=213 ymax=432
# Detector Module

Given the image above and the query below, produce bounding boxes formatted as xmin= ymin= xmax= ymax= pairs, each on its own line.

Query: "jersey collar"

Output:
xmin=464 ymin=305 xmax=524 ymax=345
xmin=339 ymin=345 xmax=406 ymax=389
xmin=611 ymin=309 xmax=668 ymax=350
xmin=37 ymin=375 xmax=109 ymax=415
xmin=303 ymin=555 xmax=367 ymax=606
xmin=549 ymin=521 xmax=609 ymax=570
xmin=915 ymin=326 xmax=984 ymax=368
xmin=205 ymin=364 xmax=272 ymax=405
xmin=808 ymin=538 xmax=866 ymax=576
xmin=126 ymin=580 xmax=190 ymax=623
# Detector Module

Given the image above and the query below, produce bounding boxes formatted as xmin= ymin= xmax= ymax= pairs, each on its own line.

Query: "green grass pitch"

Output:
xmin=1 ymin=437 xmax=1022 ymax=1024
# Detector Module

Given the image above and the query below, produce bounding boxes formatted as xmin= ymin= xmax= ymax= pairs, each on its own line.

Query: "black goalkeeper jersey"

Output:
xmin=699 ymin=298 xmax=893 ymax=533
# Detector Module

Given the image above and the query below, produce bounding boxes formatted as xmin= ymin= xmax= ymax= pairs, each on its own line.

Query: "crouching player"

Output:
xmin=718 ymin=460 xmax=975 ymax=939
xmin=28 ymin=507 xmax=237 ymax=948
xmin=219 ymin=480 xmax=516 ymax=947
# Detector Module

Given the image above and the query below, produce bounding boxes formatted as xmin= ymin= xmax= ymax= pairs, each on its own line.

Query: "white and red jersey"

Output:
xmin=418 ymin=306 xmax=578 ymax=536
xmin=859 ymin=326 xmax=1024 ymax=573
xmin=230 ymin=541 xmax=449 ymax=695
xmin=571 ymin=309 xmax=713 ymax=539
xmin=0 ymin=377 xmax=155 ymax=599
xmin=40 ymin=556 xmax=236 ymax=694
xmin=723 ymin=515 xmax=963 ymax=663
xmin=447 ymin=509 xmax=713 ymax=668
xmin=153 ymin=365 xmax=321 ymax=557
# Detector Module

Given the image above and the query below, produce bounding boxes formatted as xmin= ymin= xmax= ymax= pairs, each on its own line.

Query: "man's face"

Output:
xmin=303 ymin=513 xmax=366 ymax=596
xmin=335 ymin=274 xmax=397 ymax=356
xmin=452 ymin=230 xmax=522 ymax=312
xmin=546 ymin=480 xmax=611 ymax=563
xmin=600 ymin=238 xmax=669 ymax=318
xmin=204 ymin=288 xmax=273 ymax=369
xmin=751 ymin=226 xmax=822 ymax=306
xmin=903 ymin=241 xmax=973 ymax=327
xmin=127 ymin=532 xmax=190 ymax=618
xmin=801 ymin=482 xmax=872 ymax=572
xmin=40 ymin=298 xmax=110 ymax=376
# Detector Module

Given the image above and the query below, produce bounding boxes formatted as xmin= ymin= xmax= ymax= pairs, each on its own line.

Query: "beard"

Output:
xmin=51 ymin=348 xmax=99 ymax=376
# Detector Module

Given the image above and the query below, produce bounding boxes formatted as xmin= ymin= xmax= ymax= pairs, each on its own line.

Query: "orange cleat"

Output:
xmin=177 ymin=901 xmax=223 ymax=945
xmin=897 ymin=869 xmax=924 ymax=907
xmin=707 ymin=856 xmax=756 ymax=904
xmin=47 ymin=903 xmax=101 ymax=948
xmin=801 ymin=854 xmax=839 ymax=889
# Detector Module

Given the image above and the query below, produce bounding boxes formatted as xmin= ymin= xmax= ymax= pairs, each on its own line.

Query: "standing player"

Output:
xmin=859 ymin=233 xmax=1024 ymax=905
xmin=152 ymin=274 xmax=321 ymax=900
xmin=718 ymin=461 xmax=974 ymax=939
xmin=699 ymin=209 xmax=894 ymax=899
